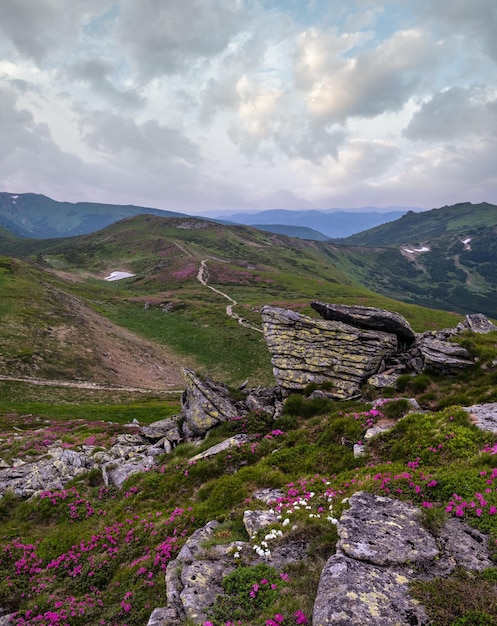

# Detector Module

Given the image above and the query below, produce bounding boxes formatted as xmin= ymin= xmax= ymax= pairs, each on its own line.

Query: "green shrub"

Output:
xmin=208 ymin=563 xmax=280 ymax=624
xmin=411 ymin=374 xmax=432 ymax=394
xmin=381 ymin=399 xmax=411 ymax=421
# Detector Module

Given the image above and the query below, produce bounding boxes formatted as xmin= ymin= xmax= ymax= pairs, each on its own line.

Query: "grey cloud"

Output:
xmin=67 ymin=59 xmax=145 ymax=110
xmin=79 ymin=110 xmax=202 ymax=179
xmin=0 ymin=0 xmax=114 ymax=62
xmin=404 ymin=87 xmax=497 ymax=142
xmin=413 ymin=0 xmax=497 ymax=63
xmin=0 ymin=85 xmax=105 ymax=197
xmin=117 ymin=0 xmax=247 ymax=78
xmin=301 ymin=28 xmax=438 ymax=125
xmin=0 ymin=0 xmax=59 ymax=60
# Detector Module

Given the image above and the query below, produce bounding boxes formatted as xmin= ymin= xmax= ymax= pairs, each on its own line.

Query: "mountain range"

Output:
xmin=0 ymin=192 xmax=418 ymax=240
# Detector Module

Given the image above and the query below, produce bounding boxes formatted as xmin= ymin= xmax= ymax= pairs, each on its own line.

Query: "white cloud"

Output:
xmin=0 ymin=0 xmax=496 ymax=211
xmin=117 ymin=0 xmax=247 ymax=78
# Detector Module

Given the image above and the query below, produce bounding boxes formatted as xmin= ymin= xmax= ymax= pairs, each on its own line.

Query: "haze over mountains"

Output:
xmin=0 ymin=192 xmax=420 ymax=240
xmin=218 ymin=207 xmax=420 ymax=239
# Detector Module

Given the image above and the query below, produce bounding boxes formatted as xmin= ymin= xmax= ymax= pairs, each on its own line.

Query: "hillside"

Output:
xmin=0 ymin=215 xmax=466 ymax=387
xmin=0 ymin=192 xmax=188 ymax=238
xmin=328 ymin=203 xmax=497 ymax=319
xmin=338 ymin=202 xmax=497 ymax=246
xmin=1 ymin=213 xmax=497 ymax=625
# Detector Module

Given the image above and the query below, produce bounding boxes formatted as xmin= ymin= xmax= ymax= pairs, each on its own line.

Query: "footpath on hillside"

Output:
xmin=196 ymin=259 xmax=263 ymax=333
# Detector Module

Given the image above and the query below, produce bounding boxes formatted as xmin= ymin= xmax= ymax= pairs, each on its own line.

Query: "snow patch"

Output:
xmin=11 ymin=195 xmax=19 ymax=199
xmin=402 ymin=246 xmax=430 ymax=254
xmin=104 ymin=271 xmax=135 ymax=281
xmin=462 ymin=238 xmax=471 ymax=245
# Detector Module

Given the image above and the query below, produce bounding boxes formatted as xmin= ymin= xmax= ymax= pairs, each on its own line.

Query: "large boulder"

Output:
xmin=417 ymin=336 xmax=473 ymax=373
xmin=313 ymin=492 xmax=493 ymax=626
xmin=261 ymin=306 xmax=398 ymax=399
xmin=181 ymin=368 xmax=247 ymax=437
xmin=311 ymin=301 xmax=416 ymax=344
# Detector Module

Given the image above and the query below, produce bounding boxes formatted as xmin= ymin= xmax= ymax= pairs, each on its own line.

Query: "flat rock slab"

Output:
xmin=338 ymin=492 xmax=438 ymax=566
xmin=464 ymin=403 xmax=497 ymax=432
xmin=311 ymin=301 xmax=416 ymax=343
xmin=312 ymin=552 xmax=428 ymax=626
xmin=190 ymin=434 xmax=251 ymax=462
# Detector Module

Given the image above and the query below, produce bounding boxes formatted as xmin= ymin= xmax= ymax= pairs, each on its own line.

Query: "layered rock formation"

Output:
xmin=313 ymin=492 xmax=492 ymax=626
xmin=261 ymin=306 xmax=399 ymax=399
xmin=261 ymin=303 xmax=480 ymax=399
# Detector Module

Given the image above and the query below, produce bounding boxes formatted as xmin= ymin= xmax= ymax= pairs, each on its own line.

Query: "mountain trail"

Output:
xmin=197 ymin=260 xmax=263 ymax=333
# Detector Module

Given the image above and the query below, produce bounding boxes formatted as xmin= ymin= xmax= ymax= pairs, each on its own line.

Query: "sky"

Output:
xmin=0 ymin=0 xmax=496 ymax=216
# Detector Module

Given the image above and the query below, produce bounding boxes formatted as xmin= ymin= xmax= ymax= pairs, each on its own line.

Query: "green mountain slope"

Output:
xmin=338 ymin=202 xmax=497 ymax=247
xmin=0 ymin=192 xmax=188 ymax=238
xmin=328 ymin=203 xmax=497 ymax=319
xmin=0 ymin=216 xmax=463 ymax=386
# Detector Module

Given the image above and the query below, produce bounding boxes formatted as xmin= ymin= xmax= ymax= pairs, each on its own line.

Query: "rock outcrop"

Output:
xmin=181 ymin=368 xmax=246 ymax=437
xmin=313 ymin=492 xmax=493 ymax=626
xmin=260 ymin=303 xmax=487 ymax=399
xmin=311 ymin=301 xmax=416 ymax=344
xmin=261 ymin=306 xmax=398 ymax=399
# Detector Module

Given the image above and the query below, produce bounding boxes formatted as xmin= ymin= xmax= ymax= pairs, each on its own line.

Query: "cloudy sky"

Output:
xmin=1 ymin=0 xmax=496 ymax=215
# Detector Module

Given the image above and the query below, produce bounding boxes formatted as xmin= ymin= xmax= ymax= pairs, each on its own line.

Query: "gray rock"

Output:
xmin=141 ymin=419 xmax=182 ymax=443
xmin=181 ymin=368 xmax=246 ymax=436
xmin=418 ymin=336 xmax=473 ymax=373
xmin=180 ymin=560 xmax=229 ymax=623
xmin=367 ymin=372 xmax=399 ymax=389
xmin=177 ymin=520 xmax=220 ymax=563
xmin=338 ymin=492 xmax=438 ymax=566
xmin=464 ymin=402 xmax=497 ymax=432
xmin=146 ymin=606 xmax=181 ymax=626
xmin=253 ymin=488 xmax=285 ymax=504
xmin=462 ymin=313 xmax=497 ymax=334
xmin=190 ymin=435 xmax=251 ymax=462
xmin=438 ymin=518 xmax=494 ymax=571
xmin=261 ymin=306 xmax=398 ymax=400
xmin=0 ymin=449 xmax=94 ymax=498
xmin=102 ymin=456 xmax=155 ymax=488
xmin=243 ymin=509 xmax=280 ymax=538
xmin=311 ymin=301 xmax=416 ymax=344
xmin=312 ymin=551 xmax=429 ymax=626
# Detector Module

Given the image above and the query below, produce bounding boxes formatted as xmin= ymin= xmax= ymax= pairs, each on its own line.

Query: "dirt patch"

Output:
xmin=55 ymin=293 xmax=188 ymax=390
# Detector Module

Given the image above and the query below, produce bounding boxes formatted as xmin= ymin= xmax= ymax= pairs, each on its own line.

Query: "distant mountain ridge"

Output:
xmin=219 ymin=207 xmax=421 ymax=238
xmin=0 ymin=192 xmax=421 ymax=240
xmin=0 ymin=192 xmax=189 ymax=238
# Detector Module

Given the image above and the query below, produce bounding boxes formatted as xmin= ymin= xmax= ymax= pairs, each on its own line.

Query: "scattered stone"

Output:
xmin=464 ymin=402 xmax=497 ymax=432
xmin=190 ymin=434 xmax=252 ymax=462
xmin=461 ymin=313 xmax=497 ymax=334
xmin=102 ymin=456 xmax=155 ymax=488
xmin=0 ymin=448 xmax=94 ymax=498
xmin=141 ymin=419 xmax=182 ymax=443
xmin=243 ymin=509 xmax=280 ymax=538
xmin=181 ymin=368 xmax=247 ymax=437
xmin=367 ymin=372 xmax=399 ymax=389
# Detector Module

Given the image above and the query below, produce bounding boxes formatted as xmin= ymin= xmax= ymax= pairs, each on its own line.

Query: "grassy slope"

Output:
xmin=1 ymin=332 xmax=497 ymax=625
xmin=339 ymin=202 xmax=497 ymax=247
xmin=0 ymin=216 xmax=464 ymax=386
xmin=1 ymin=216 xmax=497 ymax=623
